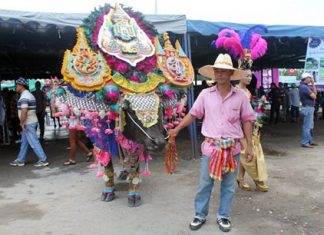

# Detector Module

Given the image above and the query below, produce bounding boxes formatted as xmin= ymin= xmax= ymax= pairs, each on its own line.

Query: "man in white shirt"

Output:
xmin=10 ymin=77 xmax=49 ymax=167
xmin=288 ymin=83 xmax=300 ymax=122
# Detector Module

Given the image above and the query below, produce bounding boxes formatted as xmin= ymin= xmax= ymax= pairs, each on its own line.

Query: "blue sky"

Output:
xmin=1 ymin=0 xmax=324 ymax=26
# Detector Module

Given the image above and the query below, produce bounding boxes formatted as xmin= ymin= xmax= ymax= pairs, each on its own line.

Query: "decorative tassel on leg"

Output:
xmin=164 ymin=135 xmax=178 ymax=174
xmin=141 ymin=160 xmax=151 ymax=176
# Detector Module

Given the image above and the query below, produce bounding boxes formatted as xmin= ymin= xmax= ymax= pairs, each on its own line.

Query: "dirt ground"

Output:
xmin=0 ymin=119 xmax=324 ymax=235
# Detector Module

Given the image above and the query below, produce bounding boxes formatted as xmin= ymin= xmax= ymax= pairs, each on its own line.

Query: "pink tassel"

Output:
xmin=96 ymin=171 xmax=105 ymax=178
xmin=98 ymin=151 xmax=110 ymax=166
xmin=141 ymin=161 xmax=152 ymax=176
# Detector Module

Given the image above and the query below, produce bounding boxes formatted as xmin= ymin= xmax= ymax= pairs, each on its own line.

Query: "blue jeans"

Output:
xmin=16 ymin=123 xmax=47 ymax=162
xmin=194 ymin=154 xmax=239 ymax=220
xmin=300 ymin=106 xmax=314 ymax=145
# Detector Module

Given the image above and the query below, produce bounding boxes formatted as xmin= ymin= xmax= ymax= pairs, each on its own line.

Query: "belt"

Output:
xmin=205 ymin=137 xmax=237 ymax=149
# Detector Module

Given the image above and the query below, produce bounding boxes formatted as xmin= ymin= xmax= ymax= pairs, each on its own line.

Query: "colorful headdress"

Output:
xmin=213 ymin=25 xmax=268 ymax=69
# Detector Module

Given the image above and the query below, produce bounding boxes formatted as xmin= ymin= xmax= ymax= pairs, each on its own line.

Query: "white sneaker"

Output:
xmin=34 ymin=161 xmax=50 ymax=167
xmin=10 ymin=160 xmax=25 ymax=166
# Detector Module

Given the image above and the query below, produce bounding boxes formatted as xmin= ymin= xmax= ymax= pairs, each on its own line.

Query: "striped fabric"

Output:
xmin=17 ymin=90 xmax=38 ymax=124
xmin=206 ymin=137 xmax=237 ymax=181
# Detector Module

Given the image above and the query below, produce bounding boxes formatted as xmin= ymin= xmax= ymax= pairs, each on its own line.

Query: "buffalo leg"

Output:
xmin=101 ymin=161 xmax=115 ymax=202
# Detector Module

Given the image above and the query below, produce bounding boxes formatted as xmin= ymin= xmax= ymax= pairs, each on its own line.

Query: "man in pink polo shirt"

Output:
xmin=169 ymin=54 xmax=256 ymax=233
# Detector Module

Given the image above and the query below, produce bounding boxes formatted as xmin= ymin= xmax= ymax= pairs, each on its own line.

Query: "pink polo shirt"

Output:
xmin=190 ymin=86 xmax=256 ymax=156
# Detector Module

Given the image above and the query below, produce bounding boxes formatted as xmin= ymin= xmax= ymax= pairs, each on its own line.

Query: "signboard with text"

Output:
xmin=304 ymin=37 xmax=324 ymax=85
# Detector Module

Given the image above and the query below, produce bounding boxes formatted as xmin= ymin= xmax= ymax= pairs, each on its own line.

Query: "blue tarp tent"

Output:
xmin=187 ymin=20 xmax=324 ymax=37
xmin=187 ymin=20 xmax=324 ymax=70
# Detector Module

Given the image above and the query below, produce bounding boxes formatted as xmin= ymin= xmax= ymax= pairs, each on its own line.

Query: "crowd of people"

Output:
xmin=0 ymin=78 xmax=94 ymax=167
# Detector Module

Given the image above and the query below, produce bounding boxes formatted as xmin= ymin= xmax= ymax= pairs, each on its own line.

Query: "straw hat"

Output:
xmin=198 ymin=53 xmax=247 ymax=80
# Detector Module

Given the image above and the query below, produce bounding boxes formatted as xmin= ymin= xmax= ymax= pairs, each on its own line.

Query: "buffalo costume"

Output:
xmin=49 ymin=3 xmax=194 ymax=206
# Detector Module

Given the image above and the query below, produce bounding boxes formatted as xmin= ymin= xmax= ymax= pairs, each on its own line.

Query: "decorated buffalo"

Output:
xmin=50 ymin=3 xmax=193 ymax=207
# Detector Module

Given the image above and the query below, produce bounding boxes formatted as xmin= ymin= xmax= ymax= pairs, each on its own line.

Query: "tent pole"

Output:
xmin=183 ymin=33 xmax=198 ymax=159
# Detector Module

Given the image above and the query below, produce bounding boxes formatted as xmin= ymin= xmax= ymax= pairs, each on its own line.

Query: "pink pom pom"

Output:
xmin=77 ymin=126 xmax=86 ymax=131
xmin=130 ymin=75 xmax=140 ymax=82
xmin=107 ymin=91 xmax=119 ymax=102
xmin=164 ymin=90 xmax=175 ymax=99
xmin=167 ymin=123 xmax=174 ymax=129
xmin=141 ymin=170 xmax=151 ymax=177
xmin=92 ymin=112 xmax=99 ymax=117
xmin=53 ymin=112 xmax=63 ymax=117
xmin=61 ymin=121 xmax=68 ymax=126
xmin=173 ymin=120 xmax=180 ymax=126
xmin=105 ymin=129 xmax=114 ymax=134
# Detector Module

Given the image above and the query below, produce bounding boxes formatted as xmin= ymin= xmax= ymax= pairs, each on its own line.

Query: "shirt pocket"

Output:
xmin=227 ymin=108 xmax=240 ymax=124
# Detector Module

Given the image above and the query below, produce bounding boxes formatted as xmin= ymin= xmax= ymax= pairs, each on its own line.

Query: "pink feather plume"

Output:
xmin=250 ymin=34 xmax=268 ymax=60
xmin=216 ymin=29 xmax=244 ymax=59
xmin=222 ymin=38 xmax=245 ymax=59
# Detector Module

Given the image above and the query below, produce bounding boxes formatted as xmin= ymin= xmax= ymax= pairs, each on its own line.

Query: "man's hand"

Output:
xmin=168 ymin=128 xmax=179 ymax=138
xmin=244 ymin=145 xmax=253 ymax=162
xmin=20 ymin=123 xmax=26 ymax=131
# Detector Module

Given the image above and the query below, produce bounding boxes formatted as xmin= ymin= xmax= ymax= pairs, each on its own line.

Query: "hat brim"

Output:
xmin=198 ymin=65 xmax=247 ymax=81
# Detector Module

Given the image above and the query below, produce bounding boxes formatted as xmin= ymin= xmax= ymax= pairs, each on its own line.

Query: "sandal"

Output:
xmin=86 ymin=152 xmax=93 ymax=162
xmin=63 ymin=160 xmax=76 ymax=166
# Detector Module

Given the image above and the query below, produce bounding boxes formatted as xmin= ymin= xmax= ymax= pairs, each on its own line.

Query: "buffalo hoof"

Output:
xmin=118 ymin=170 xmax=129 ymax=180
xmin=101 ymin=191 xmax=115 ymax=202
xmin=128 ymin=195 xmax=141 ymax=207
